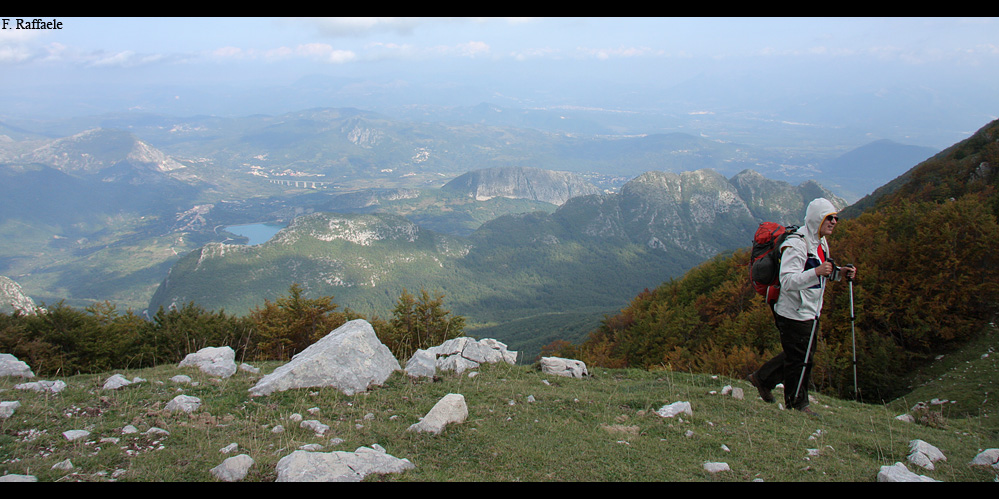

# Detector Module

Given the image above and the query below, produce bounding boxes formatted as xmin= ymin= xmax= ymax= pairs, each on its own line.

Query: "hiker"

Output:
xmin=747 ymin=197 xmax=856 ymax=416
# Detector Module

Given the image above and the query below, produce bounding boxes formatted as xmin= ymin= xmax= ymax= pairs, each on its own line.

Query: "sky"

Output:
xmin=1 ymin=17 xmax=997 ymax=148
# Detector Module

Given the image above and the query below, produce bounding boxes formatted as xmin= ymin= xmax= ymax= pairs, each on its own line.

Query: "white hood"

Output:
xmin=802 ymin=197 xmax=838 ymax=250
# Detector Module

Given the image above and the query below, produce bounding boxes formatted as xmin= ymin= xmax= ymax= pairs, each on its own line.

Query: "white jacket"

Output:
xmin=773 ymin=198 xmax=837 ymax=321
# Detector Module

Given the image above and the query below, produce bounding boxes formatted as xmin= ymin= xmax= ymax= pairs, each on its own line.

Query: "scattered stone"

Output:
xmin=51 ymin=459 xmax=74 ymax=471
xmin=249 ymin=320 xmax=400 ymax=397
xmin=539 ymin=356 xmax=589 ymax=379
xmin=220 ymin=443 xmax=238 ymax=454
xmin=908 ymin=439 xmax=946 ymax=470
xmin=0 ymin=353 xmax=34 ymax=378
xmin=179 ymin=346 xmax=237 ymax=378
xmin=63 ymin=429 xmax=90 ymax=441
xmin=272 ymin=425 xmax=285 ymax=434
xmin=970 ymin=448 xmax=999 ymax=468
xmin=170 ymin=375 xmax=192 ymax=384
xmin=211 ymin=454 xmax=255 ymax=482
xmin=102 ymin=373 xmax=134 ymax=390
xmin=656 ymin=401 xmax=692 ymax=418
xmin=408 ymin=393 xmax=468 ymax=435
xmin=165 ymin=395 xmax=201 ymax=413
xmin=300 ymin=443 xmax=324 ymax=451
xmin=0 ymin=474 xmax=37 ymax=482
xmin=703 ymin=462 xmax=730 ymax=473
xmin=895 ymin=413 xmax=915 ymax=423
xmin=15 ymin=379 xmax=66 ymax=393
xmin=0 ymin=400 xmax=20 ymax=419
xmin=239 ymin=363 xmax=260 ymax=374
xmin=122 ymin=425 xmax=139 ymax=434
xmin=275 ymin=445 xmax=414 ymax=482
xmin=145 ymin=427 xmax=170 ymax=436
xmin=877 ymin=462 xmax=940 ymax=482
xmin=301 ymin=420 xmax=330 ymax=436
xmin=731 ymin=387 xmax=744 ymax=400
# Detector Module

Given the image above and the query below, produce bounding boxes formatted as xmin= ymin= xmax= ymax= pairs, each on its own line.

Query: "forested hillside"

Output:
xmin=550 ymin=119 xmax=999 ymax=403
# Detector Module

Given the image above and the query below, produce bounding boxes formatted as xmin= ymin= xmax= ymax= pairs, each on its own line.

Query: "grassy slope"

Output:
xmin=1 ymin=324 xmax=996 ymax=482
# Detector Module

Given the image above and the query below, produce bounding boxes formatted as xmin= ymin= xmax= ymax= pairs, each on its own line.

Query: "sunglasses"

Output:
xmin=825 ymin=215 xmax=839 ymax=223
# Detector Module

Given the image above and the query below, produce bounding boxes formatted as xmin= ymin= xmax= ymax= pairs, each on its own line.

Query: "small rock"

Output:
xmin=220 ymin=443 xmax=238 ymax=454
xmin=51 ymin=459 xmax=74 ymax=471
xmin=877 ymin=462 xmax=940 ymax=482
xmin=0 ymin=400 xmax=20 ymax=419
xmin=63 ymin=429 xmax=90 ymax=441
xmin=211 ymin=454 xmax=254 ymax=482
xmin=408 ymin=393 xmax=468 ymax=435
xmin=703 ymin=462 xmax=730 ymax=473
xmin=301 ymin=420 xmax=330 ymax=436
xmin=656 ymin=401 xmax=692 ymax=418
xmin=165 ymin=394 xmax=201 ymax=413
xmin=102 ymin=373 xmax=134 ymax=390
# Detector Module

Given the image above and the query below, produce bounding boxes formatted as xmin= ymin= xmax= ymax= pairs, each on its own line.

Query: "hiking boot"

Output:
xmin=796 ymin=406 xmax=821 ymax=418
xmin=746 ymin=372 xmax=775 ymax=403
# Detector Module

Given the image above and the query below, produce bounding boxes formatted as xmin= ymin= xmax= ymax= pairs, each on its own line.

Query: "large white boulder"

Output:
xmin=249 ymin=320 xmax=400 ymax=397
xmin=0 ymin=353 xmax=34 ymax=378
xmin=540 ymin=356 xmax=589 ymax=379
xmin=275 ymin=445 xmax=414 ymax=482
xmin=179 ymin=346 xmax=237 ymax=378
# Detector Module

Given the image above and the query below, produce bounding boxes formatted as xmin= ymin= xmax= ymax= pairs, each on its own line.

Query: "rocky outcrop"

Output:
xmin=405 ymin=337 xmax=517 ymax=377
xmin=442 ymin=166 xmax=601 ymax=205
xmin=0 ymin=276 xmax=39 ymax=315
xmin=248 ymin=319 xmax=400 ymax=397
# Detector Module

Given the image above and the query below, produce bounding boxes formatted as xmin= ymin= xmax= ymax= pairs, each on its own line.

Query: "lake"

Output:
xmin=224 ymin=222 xmax=287 ymax=246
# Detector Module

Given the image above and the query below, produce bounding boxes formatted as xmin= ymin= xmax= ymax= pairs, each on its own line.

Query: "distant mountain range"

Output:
xmin=0 ymin=106 xmax=936 ymax=319
xmin=148 ymin=166 xmax=844 ymax=358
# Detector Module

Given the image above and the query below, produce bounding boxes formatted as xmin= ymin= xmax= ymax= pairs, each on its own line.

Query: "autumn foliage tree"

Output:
xmin=379 ymin=288 xmax=465 ymax=361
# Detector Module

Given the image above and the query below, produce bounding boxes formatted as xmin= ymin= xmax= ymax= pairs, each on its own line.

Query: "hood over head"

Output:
xmin=802 ymin=197 xmax=838 ymax=247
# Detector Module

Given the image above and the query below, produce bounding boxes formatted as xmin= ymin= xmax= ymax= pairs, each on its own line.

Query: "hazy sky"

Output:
xmin=2 ymin=17 xmax=997 ymax=147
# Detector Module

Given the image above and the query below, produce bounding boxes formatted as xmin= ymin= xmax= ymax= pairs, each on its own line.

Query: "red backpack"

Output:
xmin=749 ymin=222 xmax=801 ymax=305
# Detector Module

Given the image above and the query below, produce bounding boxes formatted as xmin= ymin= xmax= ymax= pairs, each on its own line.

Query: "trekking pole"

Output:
xmin=794 ymin=276 xmax=825 ymax=406
xmin=845 ymin=264 xmax=857 ymax=399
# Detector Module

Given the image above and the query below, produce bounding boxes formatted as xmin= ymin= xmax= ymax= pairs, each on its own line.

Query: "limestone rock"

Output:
xmin=970 ymin=448 xmax=999 ymax=468
xmin=249 ymin=320 xmax=400 ymax=396
xmin=877 ymin=462 xmax=940 ymax=482
xmin=0 ymin=353 xmax=34 ymax=378
xmin=275 ymin=445 xmax=414 ymax=482
xmin=63 ymin=429 xmax=90 ymax=441
xmin=408 ymin=393 xmax=468 ymax=435
xmin=407 ymin=337 xmax=518 ymax=377
xmin=15 ymin=379 xmax=66 ymax=393
xmin=179 ymin=346 xmax=237 ymax=378
xmin=211 ymin=454 xmax=255 ymax=482
xmin=908 ymin=439 xmax=946 ymax=470
xmin=404 ymin=349 xmax=437 ymax=378
xmin=539 ymin=356 xmax=589 ymax=379
xmin=165 ymin=394 xmax=202 ymax=413
xmin=0 ymin=401 xmax=20 ymax=419
xmin=656 ymin=401 xmax=693 ymax=418
xmin=703 ymin=462 xmax=730 ymax=473
xmin=103 ymin=373 xmax=134 ymax=390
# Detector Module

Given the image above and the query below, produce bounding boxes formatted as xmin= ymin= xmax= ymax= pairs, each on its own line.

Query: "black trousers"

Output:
xmin=756 ymin=311 xmax=820 ymax=410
